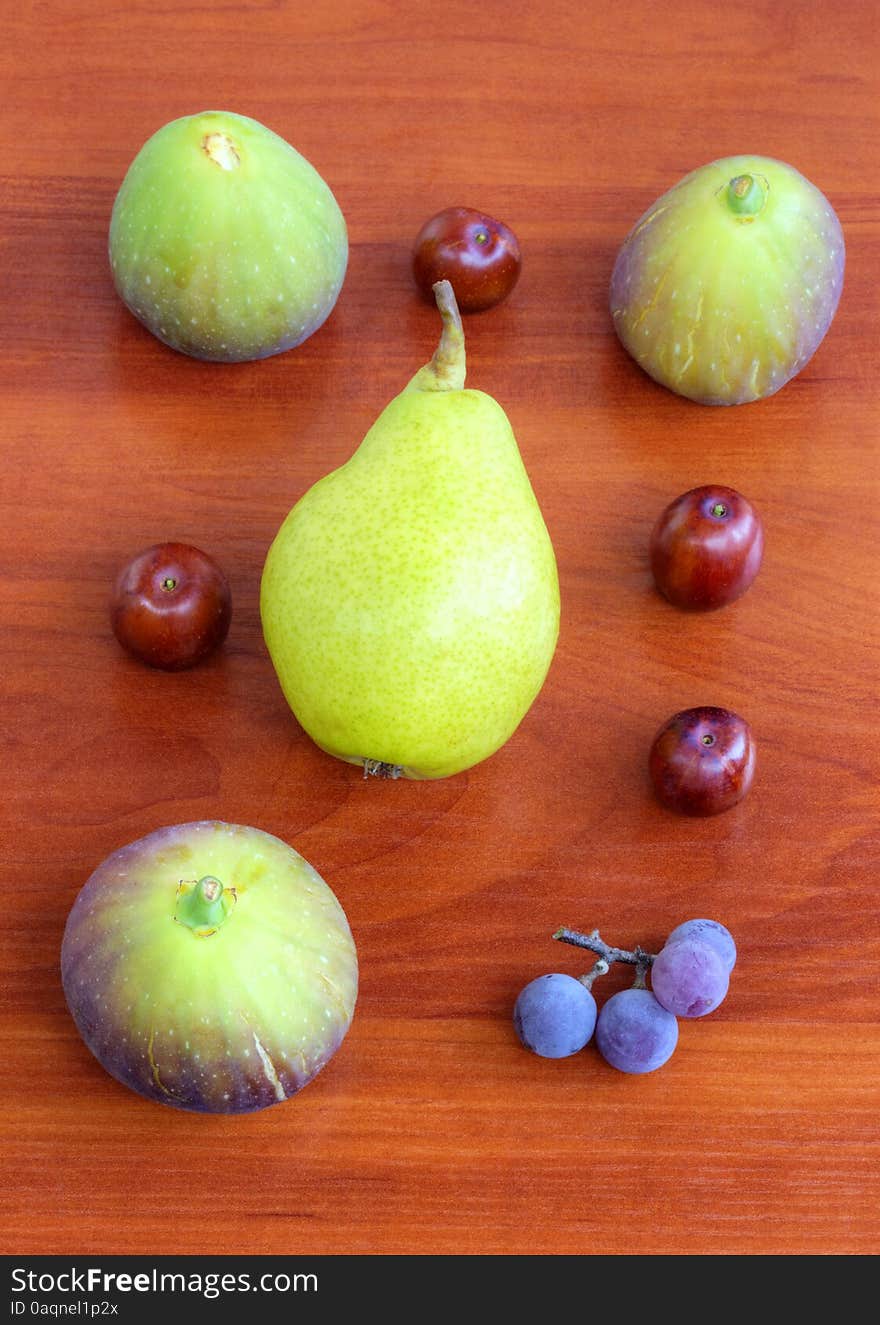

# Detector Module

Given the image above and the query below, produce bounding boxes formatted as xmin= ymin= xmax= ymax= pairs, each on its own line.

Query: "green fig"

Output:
xmin=62 ymin=821 xmax=357 ymax=1113
xmin=109 ymin=110 xmax=348 ymax=362
xmin=260 ymin=282 xmax=560 ymax=779
xmin=610 ymin=155 xmax=845 ymax=405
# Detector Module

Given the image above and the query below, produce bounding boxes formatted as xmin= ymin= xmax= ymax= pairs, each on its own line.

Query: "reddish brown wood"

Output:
xmin=1 ymin=0 xmax=878 ymax=1257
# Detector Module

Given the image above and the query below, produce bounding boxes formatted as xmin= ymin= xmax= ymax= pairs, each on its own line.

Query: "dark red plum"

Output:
xmin=650 ymin=485 xmax=764 ymax=610
xmin=110 ymin=542 xmax=232 ymax=670
xmin=413 ymin=207 xmax=522 ymax=312
xmin=61 ymin=822 xmax=358 ymax=1113
xmin=649 ymin=706 xmax=755 ymax=816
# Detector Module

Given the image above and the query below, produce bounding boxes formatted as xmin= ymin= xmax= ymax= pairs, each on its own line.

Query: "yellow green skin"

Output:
xmin=610 ymin=155 xmax=845 ymax=405
xmin=260 ymin=284 xmax=560 ymax=779
xmin=61 ymin=822 xmax=358 ymax=1113
xmin=109 ymin=111 xmax=348 ymax=362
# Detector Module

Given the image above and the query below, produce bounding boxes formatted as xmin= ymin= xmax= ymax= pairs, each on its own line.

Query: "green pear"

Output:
xmin=260 ymin=282 xmax=560 ymax=780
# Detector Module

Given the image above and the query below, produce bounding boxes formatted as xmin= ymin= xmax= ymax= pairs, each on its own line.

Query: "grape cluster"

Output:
xmin=513 ymin=919 xmax=736 ymax=1075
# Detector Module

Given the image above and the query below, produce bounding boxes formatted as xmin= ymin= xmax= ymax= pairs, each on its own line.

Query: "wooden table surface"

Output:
xmin=2 ymin=0 xmax=878 ymax=1258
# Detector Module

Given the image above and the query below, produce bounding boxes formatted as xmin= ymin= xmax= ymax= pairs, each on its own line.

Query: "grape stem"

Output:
xmin=553 ymin=926 xmax=657 ymax=970
xmin=578 ymin=957 xmax=609 ymax=991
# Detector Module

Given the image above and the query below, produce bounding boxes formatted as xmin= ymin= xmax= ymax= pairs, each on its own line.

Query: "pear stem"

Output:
xmin=410 ymin=279 xmax=466 ymax=392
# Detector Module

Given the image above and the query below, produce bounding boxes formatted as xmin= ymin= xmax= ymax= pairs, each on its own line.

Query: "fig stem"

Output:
xmin=726 ymin=174 xmax=766 ymax=218
xmin=175 ymin=875 xmax=232 ymax=934
xmin=202 ymin=132 xmax=241 ymax=171
xmin=410 ymin=279 xmax=466 ymax=393
xmin=553 ymin=926 xmax=658 ymax=967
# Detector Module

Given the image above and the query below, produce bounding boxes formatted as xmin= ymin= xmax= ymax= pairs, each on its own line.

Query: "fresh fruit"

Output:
xmin=610 ymin=154 xmax=845 ymax=404
xmin=260 ymin=280 xmax=559 ymax=780
xmin=61 ymin=822 xmax=358 ymax=1113
xmin=649 ymin=706 xmax=755 ymax=816
xmin=412 ymin=207 xmax=522 ymax=312
xmin=110 ymin=542 xmax=232 ymax=670
xmin=513 ymin=974 xmax=598 ymax=1059
xmin=594 ymin=987 xmax=679 ymax=1075
xmin=651 ymin=937 xmax=729 ymax=1018
xmin=520 ymin=921 xmax=736 ymax=1077
xmin=109 ymin=110 xmax=348 ymax=362
xmin=650 ymin=485 xmax=764 ymax=610
xmin=666 ymin=918 xmax=737 ymax=971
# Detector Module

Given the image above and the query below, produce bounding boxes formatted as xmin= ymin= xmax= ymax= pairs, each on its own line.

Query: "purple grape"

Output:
xmin=666 ymin=918 xmax=737 ymax=971
xmin=513 ymin=974 xmax=598 ymax=1059
xmin=651 ymin=938 xmax=729 ymax=1018
xmin=594 ymin=987 xmax=678 ymax=1074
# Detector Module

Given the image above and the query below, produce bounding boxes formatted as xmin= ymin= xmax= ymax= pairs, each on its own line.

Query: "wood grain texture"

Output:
xmin=1 ymin=0 xmax=878 ymax=1257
